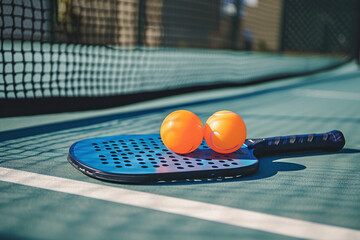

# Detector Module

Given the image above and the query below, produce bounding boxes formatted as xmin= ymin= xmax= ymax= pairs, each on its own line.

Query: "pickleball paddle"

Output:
xmin=67 ymin=130 xmax=345 ymax=184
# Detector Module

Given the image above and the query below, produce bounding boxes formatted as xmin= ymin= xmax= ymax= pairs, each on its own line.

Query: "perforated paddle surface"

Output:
xmin=68 ymin=134 xmax=258 ymax=182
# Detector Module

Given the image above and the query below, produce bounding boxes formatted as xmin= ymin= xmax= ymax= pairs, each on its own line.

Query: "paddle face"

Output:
xmin=68 ymin=134 xmax=259 ymax=183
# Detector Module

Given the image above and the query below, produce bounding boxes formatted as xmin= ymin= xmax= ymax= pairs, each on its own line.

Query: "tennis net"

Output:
xmin=1 ymin=0 xmax=359 ymax=116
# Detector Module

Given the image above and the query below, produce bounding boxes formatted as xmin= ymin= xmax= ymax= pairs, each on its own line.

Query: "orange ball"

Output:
xmin=204 ymin=110 xmax=246 ymax=154
xmin=160 ymin=110 xmax=203 ymax=154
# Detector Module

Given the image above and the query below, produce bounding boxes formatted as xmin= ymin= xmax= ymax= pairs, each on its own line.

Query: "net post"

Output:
xmin=0 ymin=2 xmax=6 ymax=99
xmin=356 ymin=0 xmax=360 ymax=65
xmin=278 ymin=0 xmax=286 ymax=53
xmin=137 ymin=0 xmax=146 ymax=47
xmin=230 ymin=0 xmax=241 ymax=50
xmin=47 ymin=0 xmax=56 ymax=43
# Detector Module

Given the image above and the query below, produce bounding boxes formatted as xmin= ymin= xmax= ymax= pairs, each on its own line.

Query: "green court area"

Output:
xmin=1 ymin=62 xmax=360 ymax=240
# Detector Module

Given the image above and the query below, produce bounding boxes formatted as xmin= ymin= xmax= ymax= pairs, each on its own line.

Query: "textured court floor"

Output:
xmin=0 ymin=62 xmax=360 ymax=240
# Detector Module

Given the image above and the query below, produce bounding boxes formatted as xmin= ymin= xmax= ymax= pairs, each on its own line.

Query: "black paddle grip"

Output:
xmin=252 ymin=130 xmax=345 ymax=157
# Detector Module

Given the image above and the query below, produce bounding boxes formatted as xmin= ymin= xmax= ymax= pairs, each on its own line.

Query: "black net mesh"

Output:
xmin=1 ymin=0 xmax=359 ymax=116
xmin=281 ymin=0 xmax=358 ymax=55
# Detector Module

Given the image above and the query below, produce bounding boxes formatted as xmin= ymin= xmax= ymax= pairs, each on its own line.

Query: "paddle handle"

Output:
xmin=252 ymin=130 xmax=345 ymax=157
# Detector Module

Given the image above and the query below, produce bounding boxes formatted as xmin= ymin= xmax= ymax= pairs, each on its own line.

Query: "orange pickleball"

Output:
xmin=204 ymin=110 xmax=247 ymax=154
xmin=160 ymin=110 xmax=203 ymax=154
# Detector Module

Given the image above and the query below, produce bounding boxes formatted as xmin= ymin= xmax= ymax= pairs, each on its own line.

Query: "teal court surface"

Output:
xmin=1 ymin=61 xmax=360 ymax=240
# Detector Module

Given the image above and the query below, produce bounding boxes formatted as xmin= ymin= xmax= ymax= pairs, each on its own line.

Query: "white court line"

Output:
xmin=1 ymin=167 xmax=360 ymax=240
xmin=293 ymin=89 xmax=360 ymax=101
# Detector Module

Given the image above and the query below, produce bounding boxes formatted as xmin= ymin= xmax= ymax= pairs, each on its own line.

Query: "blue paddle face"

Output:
xmin=68 ymin=130 xmax=344 ymax=183
xmin=68 ymin=134 xmax=258 ymax=183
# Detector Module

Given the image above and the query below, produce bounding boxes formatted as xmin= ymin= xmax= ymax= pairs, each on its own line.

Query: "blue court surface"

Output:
xmin=1 ymin=62 xmax=360 ymax=240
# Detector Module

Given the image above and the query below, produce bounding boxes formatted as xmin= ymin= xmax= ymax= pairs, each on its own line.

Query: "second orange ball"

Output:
xmin=204 ymin=110 xmax=247 ymax=154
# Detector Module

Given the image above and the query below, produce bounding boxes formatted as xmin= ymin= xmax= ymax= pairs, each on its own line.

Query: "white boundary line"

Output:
xmin=1 ymin=167 xmax=360 ymax=240
xmin=293 ymin=89 xmax=360 ymax=101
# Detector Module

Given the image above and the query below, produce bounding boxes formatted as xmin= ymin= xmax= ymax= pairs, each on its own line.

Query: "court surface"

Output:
xmin=1 ymin=62 xmax=360 ymax=240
